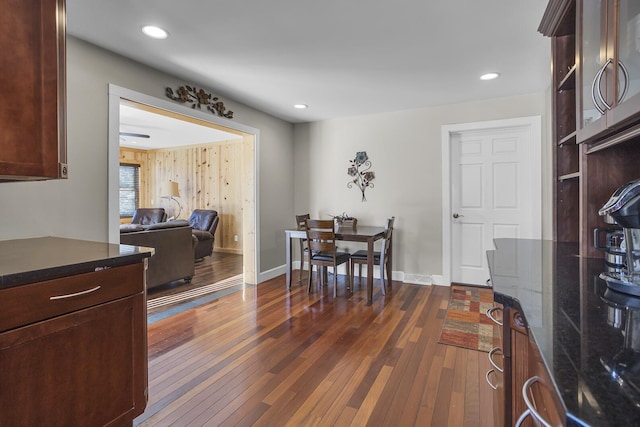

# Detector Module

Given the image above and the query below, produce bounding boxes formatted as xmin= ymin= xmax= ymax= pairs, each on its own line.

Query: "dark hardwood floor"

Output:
xmin=135 ymin=269 xmax=496 ymax=426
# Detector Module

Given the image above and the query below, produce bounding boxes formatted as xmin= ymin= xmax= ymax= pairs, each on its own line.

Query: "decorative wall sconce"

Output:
xmin=166 ymin=85 xmax=234 ymax=118
xmin=347 ymin=151 xmax=375 ymax=202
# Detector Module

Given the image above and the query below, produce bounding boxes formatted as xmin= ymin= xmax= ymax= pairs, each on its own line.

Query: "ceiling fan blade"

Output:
xmin=119 ymin=132 xmax=150 ymax=138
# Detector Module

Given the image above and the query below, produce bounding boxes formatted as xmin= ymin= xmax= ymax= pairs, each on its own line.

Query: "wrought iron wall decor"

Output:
xmin=347 ymin=151 xmax=375 ymax=202
xmin=166 ymin=85 xmax=234 ymax=119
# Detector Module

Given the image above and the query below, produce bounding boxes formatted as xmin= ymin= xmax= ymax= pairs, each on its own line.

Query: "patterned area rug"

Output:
xmin=438 ymin=285 xmax=496 ymax=352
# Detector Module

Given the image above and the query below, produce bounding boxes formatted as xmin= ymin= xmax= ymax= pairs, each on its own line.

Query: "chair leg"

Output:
xmin=349 ymin=260 xmax=354 ymax=290
xmin=379 ymin=261 xmax=386 ymax=296
xmin=333 ymin=263 xmax=337 ymax=297
xmin=307 ymin=264 xmax=313 ymax=293
xmin=386 ymin=259 xmax=392 ymax=293
xmin=298 ymin=240 xmax=303 ymax=284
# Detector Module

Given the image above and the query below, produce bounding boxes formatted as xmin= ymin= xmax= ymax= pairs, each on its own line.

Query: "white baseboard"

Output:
xmin=258 ymin=265 xmax=286 ymax=283
xmin=430 ymin=275 xmax=449 ymax=286
xmin=402 ymin=274 xmax=432 ymax=286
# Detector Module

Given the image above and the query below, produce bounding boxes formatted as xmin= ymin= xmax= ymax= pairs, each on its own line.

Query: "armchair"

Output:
xmin=189 ymin=209 xmax=219 ymax=260
xmin=131 ymin=208 xmax=167 ymax=225
xmin=120 ymin=208 xmax=168 ymax=233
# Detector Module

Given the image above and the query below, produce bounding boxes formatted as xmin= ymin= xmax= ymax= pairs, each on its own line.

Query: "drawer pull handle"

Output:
xmin=50 ymin=286 xmax=101 ymax=300
xmin=516 ymin=376 xmax=553 ymax=427
xmin=486 ymin=306 xmax=503 ymax=326
xmin=488 ymin=347 xmax=504 ymax=372
xmin=515 ymin=408 xmax=531 ymax=427
xmin=485 ymin=369 xmax=497 ymax=390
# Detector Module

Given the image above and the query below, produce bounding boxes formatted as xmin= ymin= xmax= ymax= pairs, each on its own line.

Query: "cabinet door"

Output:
xmin=511 ymin=329 xmax=531 ymax=426
xmin=0 ymin=294 xmax=147 ymax=427
xmin=488 ymin=305 xmax=506 ymax=427
xmin=608 ymin=0 xmax=640 ymax=127
xmin=579 ymin=0 xmax=610 ymax=140
xmin=0 ymin=0 xmax=66 ymax=180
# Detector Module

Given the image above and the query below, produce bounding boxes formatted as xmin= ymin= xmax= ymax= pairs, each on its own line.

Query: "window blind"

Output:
xmin=119 ymin=163 xmax=140 ymax=218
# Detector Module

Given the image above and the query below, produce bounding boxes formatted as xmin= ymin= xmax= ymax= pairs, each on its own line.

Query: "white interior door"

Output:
xmin=443 ymin=117 xmax=541 ymax=286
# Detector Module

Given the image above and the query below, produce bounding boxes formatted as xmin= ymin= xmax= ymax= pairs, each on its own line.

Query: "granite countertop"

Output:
xmin=0 ymin=236 xmax=154 ymax=289
xmin=488 ymin=238 xmax=640 ymax=427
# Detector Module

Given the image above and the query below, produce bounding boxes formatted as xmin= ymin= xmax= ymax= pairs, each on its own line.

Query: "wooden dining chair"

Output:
xmin=305 ymin=219 xmax=351 ymax=297
xmin=350 ymin=216 xmax=395 ymax=295
xmin=295 ymin=213 xmax=310 ymax=284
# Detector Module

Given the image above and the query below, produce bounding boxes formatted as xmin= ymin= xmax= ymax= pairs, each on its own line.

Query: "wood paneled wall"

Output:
xmin=120 ymin=140 xmax=243 ymax=253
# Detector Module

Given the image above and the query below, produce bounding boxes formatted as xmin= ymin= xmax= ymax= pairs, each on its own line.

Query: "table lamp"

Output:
xmin=161 ymin=180 xmax=182 ymax=219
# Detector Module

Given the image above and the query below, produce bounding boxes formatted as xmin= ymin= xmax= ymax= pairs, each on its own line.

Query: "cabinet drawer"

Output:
xmin=0 ymin=263 xmax=144 ymax=332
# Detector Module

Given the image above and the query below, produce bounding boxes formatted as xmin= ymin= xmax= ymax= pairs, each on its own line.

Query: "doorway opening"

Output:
xmin=108 ymin=85 xmax=259 ymax=285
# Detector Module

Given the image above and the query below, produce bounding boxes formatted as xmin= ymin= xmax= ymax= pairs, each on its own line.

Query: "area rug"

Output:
xmin=147 ymin=274 xmax=244 ymax=324
xmin=438 ymin=285 xmax=496 ymax=352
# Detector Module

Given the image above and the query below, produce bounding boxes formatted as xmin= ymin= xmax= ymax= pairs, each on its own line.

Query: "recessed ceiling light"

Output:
xmin=142 ymin=25 xmax=168 ymax=39
xmin=480 ymin=72 xmax=500 ymax=81
xmin=294 ymin=104 xmax=308 ymax=109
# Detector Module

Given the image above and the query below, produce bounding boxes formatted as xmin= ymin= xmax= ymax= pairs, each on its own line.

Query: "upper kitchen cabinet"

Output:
xmin=0 ymin=0 xmax=67 ymax=181
xmin=579 ymin=0 xmax=640 ymax=147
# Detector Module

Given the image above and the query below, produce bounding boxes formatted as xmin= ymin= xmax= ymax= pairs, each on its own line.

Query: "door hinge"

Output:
xmin=59 ymin=162 xmax=68 ymax=178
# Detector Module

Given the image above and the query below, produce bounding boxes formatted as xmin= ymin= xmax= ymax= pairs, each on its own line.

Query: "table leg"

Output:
xmin=367 ymin=238 xmax=374 ymax=303
xmin=387 ymin=238 xmax=393 ymax=293
xmin=286 ymin=232 xmax=292 ymax=288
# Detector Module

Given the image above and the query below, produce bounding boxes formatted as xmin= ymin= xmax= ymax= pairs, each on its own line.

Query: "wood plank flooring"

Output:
xmin=135 ymin=274 xmax=496 ymax=426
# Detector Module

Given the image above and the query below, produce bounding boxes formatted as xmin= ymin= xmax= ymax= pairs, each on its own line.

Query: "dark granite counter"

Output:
xmin=488 ymin=238 xmax=640 ymax=427
xmin=0 ymin=236 xmax=154 ymax=289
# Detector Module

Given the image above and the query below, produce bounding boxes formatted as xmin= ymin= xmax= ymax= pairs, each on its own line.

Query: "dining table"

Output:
xmin=284 ymin=225 xmax=389 ymax=303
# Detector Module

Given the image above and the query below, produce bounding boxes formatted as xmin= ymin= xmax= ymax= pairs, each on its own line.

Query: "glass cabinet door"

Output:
xmin=580 ymin=0 xmax=608 ymax=133
xmin=611 ymin=0 xmax=640 ymax=123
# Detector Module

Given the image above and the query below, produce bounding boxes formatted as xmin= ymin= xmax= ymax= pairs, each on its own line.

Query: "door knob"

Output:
xmin=453 ymin=213 xmax=464 ymax=219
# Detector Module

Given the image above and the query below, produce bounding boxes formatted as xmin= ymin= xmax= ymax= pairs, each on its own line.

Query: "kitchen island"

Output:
xmin=488 ymin=238 xmax=640 ymax=427
xmin=0 ymin=237 xmax=153 ymax=427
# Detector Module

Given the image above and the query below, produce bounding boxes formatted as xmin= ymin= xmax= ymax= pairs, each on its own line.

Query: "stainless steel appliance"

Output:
xmin=599 ymin=179 xmax=640 ymax=296
xmin=599 ymin=286 xmax=640 ymax=408
xmin=594 ymin=226 xmax=626 ymax=272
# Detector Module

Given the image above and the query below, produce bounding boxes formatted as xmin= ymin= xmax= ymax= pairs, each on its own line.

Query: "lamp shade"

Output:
xmin=162 ymin=180 xmax=181 ymax=198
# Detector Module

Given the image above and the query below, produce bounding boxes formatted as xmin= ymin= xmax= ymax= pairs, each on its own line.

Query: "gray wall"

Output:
xmin=0 ymin=37 xmax=294 ymax=274
xmin=0 ymin=36 xmax=552 ymax=282
xmin=293 ymin=92 xmax=552 ymax=283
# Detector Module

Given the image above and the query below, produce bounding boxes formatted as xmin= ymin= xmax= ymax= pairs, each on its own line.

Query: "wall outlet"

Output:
xmin=234 ymin=235 xmax=238 ymax=242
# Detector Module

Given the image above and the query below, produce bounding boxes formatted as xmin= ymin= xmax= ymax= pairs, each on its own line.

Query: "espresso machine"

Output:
xmin=599 ymin=179 xmax=640 ymax=296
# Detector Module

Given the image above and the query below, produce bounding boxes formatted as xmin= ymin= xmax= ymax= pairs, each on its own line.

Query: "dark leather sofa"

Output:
xmin=120 ymin=219 xmax=196 ymax=289
xmin=189 ymin=209 xmax=219 ymax=260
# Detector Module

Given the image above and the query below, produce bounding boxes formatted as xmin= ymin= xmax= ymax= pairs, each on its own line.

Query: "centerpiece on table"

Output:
xmin=331 ymin=212 xmax=357 ymax=228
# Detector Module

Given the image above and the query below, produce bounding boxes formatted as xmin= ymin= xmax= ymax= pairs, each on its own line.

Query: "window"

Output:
xmin=119 ymin=163 xmax=140 ymax=218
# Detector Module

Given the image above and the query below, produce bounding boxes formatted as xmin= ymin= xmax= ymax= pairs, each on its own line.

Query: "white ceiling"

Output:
xmin=119 ymin=104 xmax=239 ymax=150
xmin=67 ymin=0 xmax=551 ymax=124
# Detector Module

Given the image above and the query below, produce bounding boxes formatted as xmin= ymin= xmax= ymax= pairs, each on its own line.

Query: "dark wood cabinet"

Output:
xmin=0 ymin=0 xmax=67 ymax=181
xmin=0 ymin=263 xmax=147 ymax=427
xmin=541 ymin=0 xmax=640 ymax=258
xmin=578 ymin=0 xmax=640 ymax=145
xmin=490 ymin=305 xmax=564 ymax=426
xmin=487 ymin=305 xmax=506 ymax=427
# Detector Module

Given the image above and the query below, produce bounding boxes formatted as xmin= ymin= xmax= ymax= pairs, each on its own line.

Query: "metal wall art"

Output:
xmin=166 ymin=85 xmax=234 ymax=118
xmin=347 ymin=151 xmax=375 ymax=202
